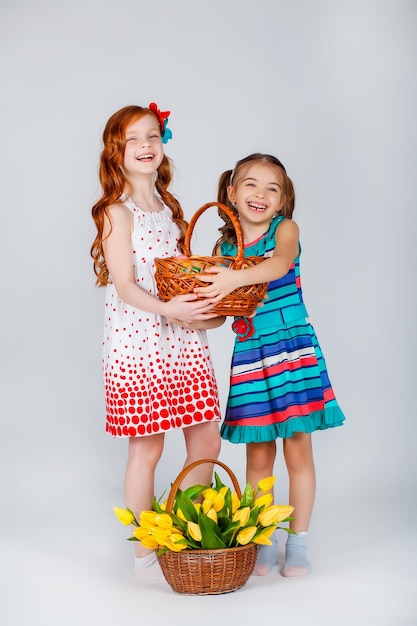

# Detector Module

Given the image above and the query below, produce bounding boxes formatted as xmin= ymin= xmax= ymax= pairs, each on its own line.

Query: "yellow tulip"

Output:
xmin=257 ymin=476 xmax=276 ymax=493
xmin=206 ymin=508 xmax=218 ymax=523
xmin=254 ymin=493 xmax=274 ymax=508
xmin=202 ymin=488 xmax=217 ymax=500
xmin=169 ymin=531 xmax=185 ymax=542
xmin=236 ymin=526 xmax=257 ymax=545
xmin=176 ymin=508 xmax=187 ymax=522
xmin=231 ymin=492 xmax=241 ymax=514
xmin=187 ymin=521 xmax=202 ymax=542
xmin=194 ymin=503 xmax=201 ymax=514
xmin=113 ymin=507 xmax=135 ymax=526
xmin=140 ymin=535 xmax=160 ymax=550
xmin=164 ymin=532 xmax=188 ymax=552
xmin=155 ymin=513 xmax=173 ymax=529
xmin=132 ymin=527 xmax=149 ymax=541
xmin=139 ymin=510 xmax=159 ymax=528
xmin=202 ymin=499 xmax=212 ymax=514
xmin=219 ymin=486 xmax=229 ymax=497
xmin=151 ymin=529 xmax=172 ymax=545
xmin=232 ymin=506 xmax=250 ymax=527
xmin=258 ymin=505 xmax=294 ymax=526
xmin=211 ymin=492 xmax=225 ymax=512
xmin=253 ymin=526 xmax=276 ymax=545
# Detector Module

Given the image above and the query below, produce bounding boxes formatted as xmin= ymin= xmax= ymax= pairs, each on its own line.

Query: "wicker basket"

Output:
xmin=154 ymin=202 xmax=268 ymax=316
xmin=157 ymin=459 xmax=259 ymax=595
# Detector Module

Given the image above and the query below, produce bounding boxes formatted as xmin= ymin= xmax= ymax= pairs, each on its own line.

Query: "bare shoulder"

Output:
xmin=107 ymin=201 xmax=132 ymax=222
xmin=103 ymin=202 xmax=133 ymax=237
xmin=276 ymin=217 xmax=299 ymax=239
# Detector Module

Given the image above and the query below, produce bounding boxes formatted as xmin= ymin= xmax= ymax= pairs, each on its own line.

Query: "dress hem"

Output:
xmin=220 ymin=406 xmax=345 ymax=442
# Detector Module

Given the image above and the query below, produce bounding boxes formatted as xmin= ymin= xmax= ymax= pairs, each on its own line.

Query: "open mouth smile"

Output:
xmin=136 ymin=153 xmax=154 ymax=162
xmin=248 ymin=201 xmax=268 ymax=212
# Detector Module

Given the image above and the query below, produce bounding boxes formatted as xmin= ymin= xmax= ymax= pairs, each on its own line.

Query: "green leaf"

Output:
xmin=183 ymin=484 xmax=207 ymax=502
xmin=223 ymin=488 xmax=232 ymax=519
xmin=247 ymin=505 xmax=260 ymax=526
xmin=170 ymin=512 xmax=188 ymax=533
xmin=155 ymin=490 xmax=167 ymax=504
xmin=151 ymin=498 xmax=165 ymax=514
xmin=174 ymin=488 xmax=199 ymax=523
xmin=240 ymin=482 xmax=255 ymax=507
xmin=214 ymin=472 xmax=226 ymax=491
xmin=127 ymin=537 xmax=139 ymax=542
xmin=198 ymin=511 xmax=227 ymax=549
xmin=217 ymin=513 xmax=234 ymax=533
xmin=183 ymin=536 xmax=201 ymax=549
xmin=126 ymin=507 xmax=139 ymax=525
xmin=221 ymin=521 xmax=241 ymax=547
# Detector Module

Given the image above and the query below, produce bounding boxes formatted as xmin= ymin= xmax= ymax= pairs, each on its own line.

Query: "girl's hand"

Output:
xmin=193 ymin=266 xmax=242 ymax=301
xmin=163 ymin=293 xmax=220 ymax=324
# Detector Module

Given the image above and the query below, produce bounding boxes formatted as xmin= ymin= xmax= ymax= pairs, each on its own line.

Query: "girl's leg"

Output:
xmin=124 ymin=434 xmax=165 ymax=566
xmin=281 ymin=432 xmax=316 ymax=576
xmin=246 ymin=441 xmax=277 ymax=575
xmin=181 ymin=422 xmax=221 ymax=488
xmin=246 ymin=440 xmax=276 ymax=488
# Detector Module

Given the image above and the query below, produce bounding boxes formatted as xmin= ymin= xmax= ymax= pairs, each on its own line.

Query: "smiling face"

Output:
xmin=228 ymin=162 xmax=285 ymax=230
xmin=122 ymin=113 xmax=164 ymax=179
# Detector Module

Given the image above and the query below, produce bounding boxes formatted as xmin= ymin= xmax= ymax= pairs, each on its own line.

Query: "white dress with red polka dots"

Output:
xmin=102 ymin=196 xmax=221 ymax=438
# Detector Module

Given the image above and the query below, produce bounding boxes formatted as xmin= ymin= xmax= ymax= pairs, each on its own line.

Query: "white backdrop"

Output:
xmin=1 ymin=1 xmax=416 ymax=624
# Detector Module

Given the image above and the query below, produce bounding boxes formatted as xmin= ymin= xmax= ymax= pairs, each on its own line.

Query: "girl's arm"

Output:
xmin=166 ymin=316 xmax=226 ymax=330
xmin=102 ymin=204 xmax=219 ymax=323
xmin=194 ymin=219 xmax=299 ymax=300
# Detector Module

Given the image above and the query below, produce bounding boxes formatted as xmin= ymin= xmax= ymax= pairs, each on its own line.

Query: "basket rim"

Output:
xmin=157 ymin=542 xmax=257 ymax=557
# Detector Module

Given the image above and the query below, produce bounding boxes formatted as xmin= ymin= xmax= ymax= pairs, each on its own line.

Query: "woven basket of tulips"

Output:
xmin=114 ymin=459 xmax=294 ymax=595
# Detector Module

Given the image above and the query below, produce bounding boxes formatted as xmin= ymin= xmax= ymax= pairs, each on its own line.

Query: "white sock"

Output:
xmin=134 ymin=553 xmax=165 ymax=582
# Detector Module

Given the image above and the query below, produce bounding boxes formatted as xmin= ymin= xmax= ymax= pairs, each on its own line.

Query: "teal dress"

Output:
xmin=220 ymin=216 xmax=345 ymax=443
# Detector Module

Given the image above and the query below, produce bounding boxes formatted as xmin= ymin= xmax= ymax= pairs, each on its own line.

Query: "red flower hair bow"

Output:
xmin=148 ymin=102 xmax=172 ymax=143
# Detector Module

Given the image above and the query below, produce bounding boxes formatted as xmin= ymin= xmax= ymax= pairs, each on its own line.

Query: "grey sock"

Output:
xmin=281 ymin=532 xmax=312 ymax=577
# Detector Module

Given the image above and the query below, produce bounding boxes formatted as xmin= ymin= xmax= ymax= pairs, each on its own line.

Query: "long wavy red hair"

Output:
xmin=91 ymin=105 xmax=187 ymax=286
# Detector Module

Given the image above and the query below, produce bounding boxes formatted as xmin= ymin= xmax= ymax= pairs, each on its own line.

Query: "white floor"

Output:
xmin=3 ymin=491 xmax=416 ymax=626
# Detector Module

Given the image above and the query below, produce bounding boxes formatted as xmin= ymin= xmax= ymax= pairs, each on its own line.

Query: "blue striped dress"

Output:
xmin=220 ymin=216 xmax=345 ymax=443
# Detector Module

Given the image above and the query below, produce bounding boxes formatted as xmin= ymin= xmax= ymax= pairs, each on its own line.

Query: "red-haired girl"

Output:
xmin=91 ymin=104 xmax=223 ymax=580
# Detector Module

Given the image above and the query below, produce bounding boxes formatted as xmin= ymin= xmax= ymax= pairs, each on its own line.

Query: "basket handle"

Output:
xmin=165 ymin=458 xmax=242 ymax=512
xmin=183 ymin=202 xmax=245 ymax=268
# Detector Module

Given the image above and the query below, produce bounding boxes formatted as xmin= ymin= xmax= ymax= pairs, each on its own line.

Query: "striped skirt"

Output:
xmin=220 ymin=316 xmax=345 ymax=443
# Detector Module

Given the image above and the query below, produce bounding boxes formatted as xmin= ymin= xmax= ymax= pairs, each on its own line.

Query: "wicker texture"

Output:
xmin=154 ymin=202 xmax=268 ymax=316
xmin=157 ymin=459 xmax=259 ymax=595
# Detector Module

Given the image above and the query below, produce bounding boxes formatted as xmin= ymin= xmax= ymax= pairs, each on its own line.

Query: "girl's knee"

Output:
xmin=247 ymin=441 xmax=276 ymax=471
xmin=127 ymin=434 xmax=165 ymax=466
xmin=206 ymin=435 xmax=221 ymax=459
xmin=283 ymin=433 xmax=314 ymax=470
xmin=183 ymin=423 xmax=221 ymax=459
